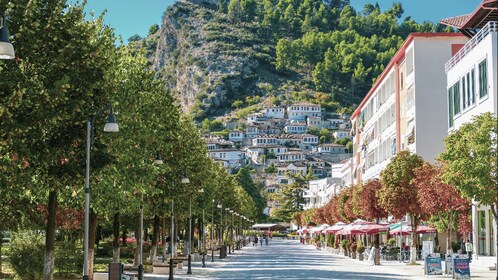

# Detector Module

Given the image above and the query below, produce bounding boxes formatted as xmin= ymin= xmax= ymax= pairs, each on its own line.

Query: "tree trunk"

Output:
xmin=112 ymin=212 xmax=120 ymax=263
xmin=409 ymin=215 xmax=418 ymax=265
xmin=447 ymin=213 xmax=453 ymax=254
xmin=374 ymin=233 xmax=380 ymax=265
xmin=43 ymin=190 xmax=57 ymax=280
xmin=150 ymin=215 xmax=160 ymax=263
xmin=88 ymin=211 xmax=98 ymax=280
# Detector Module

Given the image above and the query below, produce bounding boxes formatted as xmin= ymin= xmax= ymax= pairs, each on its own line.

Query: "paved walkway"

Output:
xmin=144 ymin=239 xmax=427 ymax=280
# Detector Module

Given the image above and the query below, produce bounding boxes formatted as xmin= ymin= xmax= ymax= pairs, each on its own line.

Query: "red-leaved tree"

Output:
xmin=414 ymin=162 xmax=471 ymax=252
xmin=358 ymin=179 xmax=388 ymax=265
xmin=379 ymin=151 xmax=426 ymax=264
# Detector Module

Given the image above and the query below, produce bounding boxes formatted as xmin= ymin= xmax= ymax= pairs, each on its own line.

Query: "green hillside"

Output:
xmin=150 ymin=0 xmax=452 ymax=120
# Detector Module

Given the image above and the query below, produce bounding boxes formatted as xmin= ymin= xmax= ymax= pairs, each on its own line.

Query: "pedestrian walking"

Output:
xmin=254 ymin=236 xmax=258 ymax=247
xmin=265 ymin=236 xmax=269 ymax=246
xmin=260 ymin=236 xmax=264 ymax=247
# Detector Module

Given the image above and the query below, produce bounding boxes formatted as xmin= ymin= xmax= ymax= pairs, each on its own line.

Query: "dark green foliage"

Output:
xmin=160 ymin=0 xmax=447 ymax=119
xmin=54 ymin=241 xmax=84 ymax=278
xmin=235 ymin=167 xmax=266 ymax=217
xmin=148 ymin=23 xmax=160 ymax=35
xmin=128 ymin=34 xmax=142 ymax=42
xmin=10 ymin=232 xmax=45 ymax=280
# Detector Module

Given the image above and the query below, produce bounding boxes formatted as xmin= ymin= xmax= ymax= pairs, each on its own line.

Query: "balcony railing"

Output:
xmin=445 ymin=21 xmax=497 ymax=73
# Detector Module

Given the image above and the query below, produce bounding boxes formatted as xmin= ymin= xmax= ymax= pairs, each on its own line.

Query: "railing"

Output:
xmin=445 ymin=21 xmax=497 ymax=73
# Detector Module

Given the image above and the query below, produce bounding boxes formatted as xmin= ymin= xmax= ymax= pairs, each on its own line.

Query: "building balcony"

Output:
xmin=445 ymin=21 xmax=497 ymax=73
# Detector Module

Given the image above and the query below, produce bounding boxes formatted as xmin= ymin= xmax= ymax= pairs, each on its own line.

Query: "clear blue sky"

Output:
xmin=83 ymin=0 xmax=482 ymax=42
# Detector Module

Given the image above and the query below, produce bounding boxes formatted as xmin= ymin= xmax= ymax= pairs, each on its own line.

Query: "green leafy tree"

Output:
xmin=148 ymin=23 xmax=160 ymax=35
xmin=128 ymin=34 xmax=142 ymax=43
xmin=319 ymin=128 xmax=333 ymax=143
xmin=235 ymin=167 xmax=266 ymax=217
xmin=439 ymin=113 xmax=497 ymax=273
xmin=379 ymin=151 xmax=425 ymax=264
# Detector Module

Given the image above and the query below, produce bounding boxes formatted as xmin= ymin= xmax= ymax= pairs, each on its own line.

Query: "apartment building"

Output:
xmin=440 ymin=0 xmax=497 ymax=262
xmin=351 ymin=33 xmax=468 ymax=182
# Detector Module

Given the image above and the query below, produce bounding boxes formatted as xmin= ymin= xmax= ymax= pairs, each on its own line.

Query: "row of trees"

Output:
xmin=0 ymin=1 xmax=261 ymax=280
xmin=295 ymin=113 xmax=497 ymax=265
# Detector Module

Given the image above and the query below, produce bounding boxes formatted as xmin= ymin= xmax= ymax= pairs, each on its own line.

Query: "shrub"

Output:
xmin=10 ymin=231 xmax=44 ymax=280
xmin=357 ymin=240 xmax=365 ymax=254
xmin=327 ymin=234 xmax=334 ymax=247
xmin=341 ymin=239 xmax=349 ymax=250
xmin=452 ymin=242 xmax=461 ymax=253
xmin=55 ymin=241 xmax=84 ymax=277
xmin=387 ymin=237 xmax=396 ymax=247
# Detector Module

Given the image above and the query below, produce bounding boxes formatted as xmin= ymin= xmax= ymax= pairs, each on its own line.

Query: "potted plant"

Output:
xmin=350 ymin=242 xmax=357 ymax=259
xmin=341 ymin=240 xmax=349 ymax=256
xmin=357 ymin=241 xmax=365 ymax=261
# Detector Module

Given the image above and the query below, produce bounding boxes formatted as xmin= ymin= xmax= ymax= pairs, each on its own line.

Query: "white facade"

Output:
xmin=229 ymin=131 xmax=245 ymax=142
xmin=263 ymin=107 xmax=285 ymax=119
xmin=277 ymin=152 xmax=305 ymax=163
xmin=207 ymin=149 xmax=244 ymax=169
xmin=445 ymin=21 xmax=497 ymax=259
xmin=277 ymin=163 xmax=307 ymax=185
xmin=317 ymin=144 xmax=346 ymax=154
xmin=287 ymin=102 xmax=321 ymax=121
xmin=306 ymin=116 xmax=322 ymax=128
xmin=284 ymin=123 xmax=307 ymax=134
xmin=333 ymin=129 xmax=350 ymax=140
xmin=252 ymin=135 xmax=278 ymax=146
xmin=446 ymin=22 xmax=497 ymax=132
xmin=303 ymin=178 xmax=337 ymax=210
xmin=352 ymin=33 xmax=469 ymax=182
xmin=302 ymin=134 xmax=319 ymax=146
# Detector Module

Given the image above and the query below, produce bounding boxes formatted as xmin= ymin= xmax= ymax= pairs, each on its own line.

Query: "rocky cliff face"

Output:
xmin=153 ymin=1 xmax=279 ymax=118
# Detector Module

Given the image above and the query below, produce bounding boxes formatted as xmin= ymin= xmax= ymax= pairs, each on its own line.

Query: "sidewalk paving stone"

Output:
xmin=141 ymin=239 xmax=490 ymax=280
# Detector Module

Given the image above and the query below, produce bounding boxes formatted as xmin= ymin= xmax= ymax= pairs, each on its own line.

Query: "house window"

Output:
xmin=462 ymin=76 xmax=467 ymax=110
xmin=452 ymin=81 xmax=461 ymax=115
xmin=479 ymin=59 xmax=488 ymax=98
xmin=448 ymin=87 xmax=454 ymax=128
xmin=400 ymin=73 xmax=404 ymax=89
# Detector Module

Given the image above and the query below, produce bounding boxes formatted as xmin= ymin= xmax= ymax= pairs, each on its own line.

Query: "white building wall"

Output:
xmin=447 ymin=27 xmax=497 ymax=130
xmin=412 ymin=36 xmax=469 ymax=162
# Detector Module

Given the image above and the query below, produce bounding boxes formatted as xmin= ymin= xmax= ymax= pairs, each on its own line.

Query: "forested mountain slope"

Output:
xmin=150 ymin=0 xmax=451 ymax=120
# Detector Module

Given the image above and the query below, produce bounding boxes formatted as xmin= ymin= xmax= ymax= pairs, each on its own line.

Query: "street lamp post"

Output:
xmin=137 ymin=153 xmax=163 ymax=280
xmin=168 ymin=175 xmax=190 ymax=280
xmin=229 ymin=209 xmax=234 ymax=254
xmin=217 ymin=203 xmax=223 ymax=259
xmin=201 ymin=208 xmax=206 ymax=268
xmin=83 ymin=107 xmax=119 ymax=280
xmin=187 ymin=194 xmax=192 ymax=274
xmin=211 ymin=200 xmax=215 ymax=262
xmin=0 ymin=12 xmax=15 ymax=59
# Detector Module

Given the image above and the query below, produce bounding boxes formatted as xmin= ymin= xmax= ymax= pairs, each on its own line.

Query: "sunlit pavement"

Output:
xmin=145 ymin=239 xmax=411 ymax=280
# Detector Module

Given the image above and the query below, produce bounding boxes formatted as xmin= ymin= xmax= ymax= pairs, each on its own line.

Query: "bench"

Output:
xmin=152 ymin=263 xmax=177 ymax=274
xmin=94 ymin=272 xmax=108 ymax=280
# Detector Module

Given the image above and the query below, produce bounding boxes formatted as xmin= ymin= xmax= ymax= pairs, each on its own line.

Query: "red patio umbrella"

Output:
xmin=389 ymin=225 xmax=437 ymax=235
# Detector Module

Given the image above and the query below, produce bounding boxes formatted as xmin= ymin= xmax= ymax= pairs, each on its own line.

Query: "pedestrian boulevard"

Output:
xmin=146 ymin=239 xmax=409 ymax=280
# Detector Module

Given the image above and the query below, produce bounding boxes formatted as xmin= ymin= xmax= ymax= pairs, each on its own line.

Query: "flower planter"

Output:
xmin=358 ymin=253 xmax=364 ymax=261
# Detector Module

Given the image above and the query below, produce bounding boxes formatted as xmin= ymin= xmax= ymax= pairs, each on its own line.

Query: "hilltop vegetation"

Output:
xmin=150 ymin=0 xmax=451 ymax=120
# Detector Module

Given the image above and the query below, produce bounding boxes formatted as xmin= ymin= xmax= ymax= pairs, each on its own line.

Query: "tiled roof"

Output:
xmin=440 ymin=14 xmax=471 ymax=28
